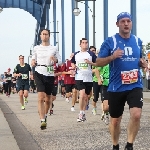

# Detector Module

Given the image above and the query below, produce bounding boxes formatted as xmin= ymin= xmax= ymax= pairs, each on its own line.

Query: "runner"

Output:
xmin=61 ymin=53 xmax=77 ymax=111
xmin=96 ymin=12 xmax=147 ymax=150
xmin=94 ymin=64 xmax=110 ymax=124
xmin=13 ymin=55 xmax=31 ymax=110
xmin=71 ymin=38 xmax=97 ymax=122
xmin=31 ymin=29 xmax=61 ymax=130
xmin=11 ymin=76 xmax=17 ymax=94
xmin=49 ymin=62 xmax=61 ymax=115
xmin=5 ymin=68 xmax=12 ymax=97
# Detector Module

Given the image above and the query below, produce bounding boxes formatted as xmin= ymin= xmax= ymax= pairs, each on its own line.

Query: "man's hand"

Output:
xmin=31 ymin=60 xmax=36 ymax=67
xmin=84 ymin=59 xmax=92 ymax=64
xmin=50 ymin=56 xmax=57 ymax=63
xmin=112 ymin=47 xmax=124 ymax=60
xmin=139 ymin=58 xmax=147 ymax=68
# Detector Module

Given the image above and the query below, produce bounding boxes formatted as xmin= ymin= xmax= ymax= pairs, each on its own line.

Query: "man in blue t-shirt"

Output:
xmin=96 ymin=12 xmax=147 ymax=150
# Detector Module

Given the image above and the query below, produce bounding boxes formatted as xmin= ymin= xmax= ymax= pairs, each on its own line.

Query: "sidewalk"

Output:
xmin=0 ymin=108 xmax=19 ymax=150
xmin=0 ymin=92 xmax=150 ymax=150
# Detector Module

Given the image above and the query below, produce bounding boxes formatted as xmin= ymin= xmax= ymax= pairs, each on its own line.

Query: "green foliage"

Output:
xmin=146 ymin=42 xmax=150 ymax=50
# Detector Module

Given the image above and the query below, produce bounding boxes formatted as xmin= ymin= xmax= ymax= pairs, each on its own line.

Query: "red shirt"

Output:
xmin=53 ymin=63 xmax=61 ymax=85
xmin=61 ymin=60 xmax=75 ymax=84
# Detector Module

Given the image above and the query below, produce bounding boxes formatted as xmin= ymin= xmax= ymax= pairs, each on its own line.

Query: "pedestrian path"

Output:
xmin=0 ymin=92 xmax=150 ymax=150
xmin=0 ymin=108 xmax=19 ymax=150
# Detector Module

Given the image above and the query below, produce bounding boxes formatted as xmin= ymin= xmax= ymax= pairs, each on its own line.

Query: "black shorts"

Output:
xmin=34 ymin=71 xmax=54 ymax=95
xmin=75 ymin=80 xmax=92 ymax=95
xmin=108 ymin=88 xmax=143 ymax=118
xmin=101 ymin=85 xmax=109 ymax=101
xmin=65 ymin=84 xmax=76 ymax=93
xmin=93 ymin=82 xmax=101 ymax=102
xmin=17 ymin=84 xmax=30 ymax=92
xmin=60 ymin=80 xmax=65 ymax=87
xmin=52 ymin=85 xmax=58 ymax=96
xmin=12 ymin=83 xmax=16 ymax=88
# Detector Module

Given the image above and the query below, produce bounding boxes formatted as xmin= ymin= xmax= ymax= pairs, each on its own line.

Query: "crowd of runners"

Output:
xmin=0 ymin=12 xmax=148 ymax=150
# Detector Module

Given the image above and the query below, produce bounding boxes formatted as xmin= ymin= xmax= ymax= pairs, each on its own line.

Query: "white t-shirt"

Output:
xmin=32 ymin=44 xmax=61 ymax=76
xmin=71 ymin=51 xmax=97 ymax=82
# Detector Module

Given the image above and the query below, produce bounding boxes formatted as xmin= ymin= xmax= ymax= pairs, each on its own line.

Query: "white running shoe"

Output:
xmin=71 ymin=107 xmax=75 ymax=111
xmin=65 ymin=98 xmax=69 ymax=103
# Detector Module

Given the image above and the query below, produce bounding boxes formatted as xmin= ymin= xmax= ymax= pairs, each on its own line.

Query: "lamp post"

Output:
xmin=0 ymin=7 xmax=3 ymax=13
xmin=73 ymin=0 xmax=96 ymax=47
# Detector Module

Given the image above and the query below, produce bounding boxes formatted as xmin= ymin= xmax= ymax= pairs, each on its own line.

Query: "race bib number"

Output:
xmin=47 ymin=66 xmax=54 ymax=74
xmin=7 ymin=77 xmax=11 ymax=80
xmin=121 ymin=69 xmax=138 ymax=84
xmin=78 ymin=63 xmax=88 ymax=70
xmin=22 ymin=74 xmax=28 ymax=79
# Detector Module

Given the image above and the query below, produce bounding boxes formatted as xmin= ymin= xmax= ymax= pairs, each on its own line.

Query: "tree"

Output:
xmin=146 ymin=42 xmax=150 ymax=50
xmin=142 ymin=44 xmax=146 ymax=56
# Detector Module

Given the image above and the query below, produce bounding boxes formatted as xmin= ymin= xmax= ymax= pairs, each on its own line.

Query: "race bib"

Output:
xmin=78 ymin=63 xmax=88 ymax=70
xmin=22 ymin=74 xmax=28 ymax=79
xmin=47 ymin=66 xmax=54 ymax=74
xmin=7 ymin=77 xmax=11 ymax=80
xmin=121 ymin=69 xmax=138 ymax=84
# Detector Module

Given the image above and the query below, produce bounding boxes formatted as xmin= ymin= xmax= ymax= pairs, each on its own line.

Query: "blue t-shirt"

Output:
xmin=98 ymin=33 xmax=143 ymax=92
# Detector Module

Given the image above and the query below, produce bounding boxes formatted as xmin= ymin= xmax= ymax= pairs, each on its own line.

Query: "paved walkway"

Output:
xmin=0 ymin=92 xmax=150 ymax=150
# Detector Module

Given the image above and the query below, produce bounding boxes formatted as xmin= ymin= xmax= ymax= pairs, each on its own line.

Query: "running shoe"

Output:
xmin=92 ymin=108 xmax=97 ymax=115
xmin=77 ymin=113 xmax=84 ymax=122
xmin=21 ymin=106 xmax=25 ymax=110
xmin=49 ymin=110 xmax=53 ymax=115
xmin=40 ymin=121 xmax=47 ymax=130
xmin=71 ymin=107 xmax=75 ymax=111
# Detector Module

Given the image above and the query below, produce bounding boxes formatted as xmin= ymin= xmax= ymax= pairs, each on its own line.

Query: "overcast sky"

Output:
xmin=0 ymin=0 xmax=150 ymax=74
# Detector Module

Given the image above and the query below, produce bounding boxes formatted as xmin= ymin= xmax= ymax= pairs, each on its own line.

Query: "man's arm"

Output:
xmin=13 ymin=66 xmax=21 ymax=77
xmin=31 ymin=46 xmax=37 ymax=67
xmin=71 ymin=53 xmax=76 ymax=69
xmin=94 ymin=68 xmax=103 ymax=85
xmin=96 ymin=56 xmax=114 ymax=67
xmin=96 ymin=47 xmax=124 ymax=67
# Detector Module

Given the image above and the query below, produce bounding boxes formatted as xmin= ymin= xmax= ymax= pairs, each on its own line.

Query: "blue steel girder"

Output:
xmin=31 ymin=0 xmax=51 ymax=5
xmin=0 ymin=0 xmax=42 ymax=23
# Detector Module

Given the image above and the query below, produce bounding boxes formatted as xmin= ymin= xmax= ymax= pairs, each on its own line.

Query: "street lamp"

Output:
xmin=73 ymin=0 xmax=96 ymax=47
xmin=73 ymin=8 xmax=81 ymax=16
xmin=0 ymin=7 xmax=3 ymax=13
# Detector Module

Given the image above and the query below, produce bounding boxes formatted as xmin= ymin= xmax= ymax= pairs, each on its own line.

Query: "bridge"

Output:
xmin=0 ymin=0 xmax=137 ymax=62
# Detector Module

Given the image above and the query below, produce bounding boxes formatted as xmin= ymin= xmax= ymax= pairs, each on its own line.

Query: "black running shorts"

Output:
xmin=52 ymin=85 xmax=58 ymax=96
xmin=65 ymin=84 xmax=76 ymax=93
xmin=101 ymin=85 xmax=109 ymax=101
xmin=75 ymin=80 xmax=92 ymax=95
xmin=34 ymin=71 xmax=54 ymax=95
xmin=108 ymin=88 xmax=143 ymax=118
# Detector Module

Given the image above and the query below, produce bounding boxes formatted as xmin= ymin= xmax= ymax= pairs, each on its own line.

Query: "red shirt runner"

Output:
xmin=61 ymin=60 xmax=75 ymax=85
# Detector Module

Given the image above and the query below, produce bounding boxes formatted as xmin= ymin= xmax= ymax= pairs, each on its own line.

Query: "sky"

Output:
xmin=0 ymin=0 xmax=150 ymax=74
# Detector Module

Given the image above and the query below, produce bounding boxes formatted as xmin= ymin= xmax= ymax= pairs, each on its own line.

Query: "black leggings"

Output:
xmin=5 ymin=83 xmax=11 ymax=95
